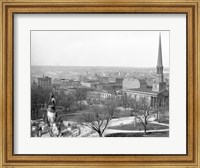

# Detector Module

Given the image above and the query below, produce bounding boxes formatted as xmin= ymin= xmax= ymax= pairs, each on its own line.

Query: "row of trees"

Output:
xmin=31 ymin=84 xmax=90 ymax=119
xmin=77 ymin=96 xmax=168 ymax=137
xmin=57 ymin=87 xmax=88 ymax=111
xmin=31 ymin=84 xmax=53 ymax=119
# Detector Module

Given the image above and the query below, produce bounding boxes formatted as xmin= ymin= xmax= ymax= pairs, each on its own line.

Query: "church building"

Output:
xmin=123 ymin=33 xmax=169 ymax=108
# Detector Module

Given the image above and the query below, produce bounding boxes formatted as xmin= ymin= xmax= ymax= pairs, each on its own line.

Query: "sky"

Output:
xmin=31 ymin=31 xmax=169 ymax=68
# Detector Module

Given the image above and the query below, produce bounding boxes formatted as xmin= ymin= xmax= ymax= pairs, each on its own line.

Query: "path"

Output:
xmin=89 ymin=117 xmax=169 ymax=137
xmin=149 ymin=121 xmax=169 ymax=126
xmin=103 ymin=128 xmax=169 ymax=136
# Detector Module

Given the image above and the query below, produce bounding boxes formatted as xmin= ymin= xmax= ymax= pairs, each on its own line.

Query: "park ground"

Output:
xmin=34 ymin=106 xmax=169 ymax=137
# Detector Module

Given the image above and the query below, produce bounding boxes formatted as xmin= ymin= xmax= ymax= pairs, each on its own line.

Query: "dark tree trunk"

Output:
xmin=157 ymin=111 xmax=159 ymax=120
xmin=79 ymin=100 xmax=82 ymax=110
xmin=36 ymin=108 xmax=39 ymax=118
xmin=144 ymin=117 xmax=147 ymax=135
xmin=144 ymin=125 xmax=147 ymax=134
xmin=66 ymin=106 xmax=69 ymax=112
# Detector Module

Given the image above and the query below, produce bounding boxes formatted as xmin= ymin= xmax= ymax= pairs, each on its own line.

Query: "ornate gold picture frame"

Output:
xmin=0 ymin=0 xmax=199 ymax=167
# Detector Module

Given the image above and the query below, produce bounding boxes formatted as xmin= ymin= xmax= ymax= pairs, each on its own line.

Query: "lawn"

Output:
xmin=154 ymin=118 xmax=169 ymax=124
xmin=105 ymin=131 xmax=169 ymax=137
xmin=115 ymin=110 xmax=134 ymax=118
xmin=108 ymin=122 xmax=168 ymax=131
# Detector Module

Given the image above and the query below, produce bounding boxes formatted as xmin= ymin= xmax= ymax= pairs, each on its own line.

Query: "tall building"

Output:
xmin=123 ymin=33 xmax=169 ymax=107
xmin=38 ymin=76 xmax=52 ymax=87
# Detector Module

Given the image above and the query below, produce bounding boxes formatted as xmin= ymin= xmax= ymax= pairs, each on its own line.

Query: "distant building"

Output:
xmin=98 ymin=76 xmax=109 ymax=83
xmin=87 ymin=91 xmax=112 ymax=103
xmin=38 ymin=76 xmax=52 ymax=87
xmin=32 ymin=80 xmax=37 ymax=85
xmin=124 ymin=33 xmax=169 ymax=107
xmin=122 ymin=78 xmax=141 ymax=90
xmin=81 ymin=81 xmax=91 ymax=88
xmin=72 ymin=80 xmax=81 ymax=87
xmin=108 ymin=77 xmax=116 ymax=83
xmin=64 ymin=88 xmax=76 ymax=95
xmin=116 ymin=77 xmax=124 ymax=85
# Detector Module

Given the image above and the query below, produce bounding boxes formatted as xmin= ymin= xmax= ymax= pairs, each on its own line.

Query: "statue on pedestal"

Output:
xmin=46 ymin=92 xmax=63 ymax=137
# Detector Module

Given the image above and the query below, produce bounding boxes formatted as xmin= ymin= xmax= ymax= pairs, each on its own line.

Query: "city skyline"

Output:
xmin=31 ymin=30 xmax=169 ymax=138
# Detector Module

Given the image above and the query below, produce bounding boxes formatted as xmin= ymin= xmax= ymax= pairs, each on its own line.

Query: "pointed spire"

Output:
xmin=157 ymin=32 xmax=163 ymax=67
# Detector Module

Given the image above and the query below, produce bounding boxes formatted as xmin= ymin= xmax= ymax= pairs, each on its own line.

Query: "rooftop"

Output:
xmin=127 ymin=87 xmax=168 ymax=96
xmin=129 ymin=87 xmax=157 ymax=94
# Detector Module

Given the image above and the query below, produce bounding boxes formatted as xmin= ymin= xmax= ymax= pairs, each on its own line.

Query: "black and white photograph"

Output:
xmin=31 ymin=31 xmax=169 ymax=138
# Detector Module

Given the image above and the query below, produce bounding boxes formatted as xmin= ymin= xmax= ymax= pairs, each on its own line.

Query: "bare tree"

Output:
xmin=77 ymin=105 xmax=112 ymax=137
xmin=154 ymin=105 xmax=169 ymax=121
xmin=104 ymin=96 xmax=119 ymax=118
xmin=31 ymin=84 xmax=53 ymax=119
xmin=58 ymin=91 xmax=75 ymax=112
xmin=130 ymin=97 xmax=154 ymax=134
xmin=76 ymin=88 xmax=88 ymax=110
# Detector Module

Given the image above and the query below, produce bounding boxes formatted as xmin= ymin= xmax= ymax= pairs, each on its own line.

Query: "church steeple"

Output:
xmin=152 ymin=33 xmax=166 ymax=92
xmin=156 ymin=33 xmax=163 ymax=83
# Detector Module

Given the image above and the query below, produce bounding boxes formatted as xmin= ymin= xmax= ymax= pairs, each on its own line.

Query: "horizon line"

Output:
xmin=31 ymin=65 xmax=169 ymax=68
